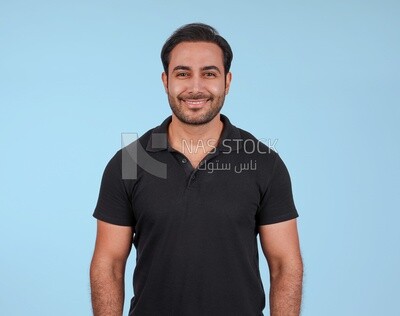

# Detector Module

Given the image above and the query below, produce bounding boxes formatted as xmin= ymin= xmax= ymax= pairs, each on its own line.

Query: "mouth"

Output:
xmin=182 ymin=98 xmax=210 ymax=109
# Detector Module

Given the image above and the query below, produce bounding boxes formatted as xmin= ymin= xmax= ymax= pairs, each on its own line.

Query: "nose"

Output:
xmin=188 ymin=75 xmax=204 ymax=94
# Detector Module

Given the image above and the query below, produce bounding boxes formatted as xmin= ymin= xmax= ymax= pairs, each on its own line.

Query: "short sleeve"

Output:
xmin=93 ymin=151 xmax=136 ymax=227
xmin=256 ymin=154 xmax=299 ymax=225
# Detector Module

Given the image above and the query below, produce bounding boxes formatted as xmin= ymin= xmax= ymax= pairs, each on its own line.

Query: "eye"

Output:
xmin=204 ymin=72 xmax=217 ymax=78
xmin=176 ymin=72 xmax=189 ymax=78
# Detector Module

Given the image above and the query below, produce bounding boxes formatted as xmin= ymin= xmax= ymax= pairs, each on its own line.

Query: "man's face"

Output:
xmin=162 ymin=41 xmax=232 ymax=125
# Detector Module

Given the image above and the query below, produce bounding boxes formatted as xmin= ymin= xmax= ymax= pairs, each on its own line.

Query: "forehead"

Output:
xmin=169 ymin=42 xmax=224 ymax=70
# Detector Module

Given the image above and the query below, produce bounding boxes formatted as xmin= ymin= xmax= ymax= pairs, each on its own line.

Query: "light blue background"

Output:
xmin=1 ymin=0 xmax=399 ymax=315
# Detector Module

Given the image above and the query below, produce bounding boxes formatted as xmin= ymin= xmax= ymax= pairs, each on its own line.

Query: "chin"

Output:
xmin=180 ymin=112 xmax=219 ymax=125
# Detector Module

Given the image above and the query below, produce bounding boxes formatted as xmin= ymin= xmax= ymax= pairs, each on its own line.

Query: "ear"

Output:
xmin=161 ymin=72 xmax=168 ymax=93
xmin=225 ymin=72 xmax=232 ymax=95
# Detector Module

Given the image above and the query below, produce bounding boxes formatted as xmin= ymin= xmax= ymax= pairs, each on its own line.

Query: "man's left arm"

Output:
xmin=259 ymin=218 xmax=303 ymax=316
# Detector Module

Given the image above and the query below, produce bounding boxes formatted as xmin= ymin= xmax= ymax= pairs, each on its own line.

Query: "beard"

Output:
xmin=167 ymin=92 xmax=226 ymax=126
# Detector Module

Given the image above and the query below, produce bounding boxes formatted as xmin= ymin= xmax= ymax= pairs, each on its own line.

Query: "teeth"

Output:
xmin=187 ymin=101 xmax=204 ymax=104
xmin=185 ymin=99 xmax=208 ymax=105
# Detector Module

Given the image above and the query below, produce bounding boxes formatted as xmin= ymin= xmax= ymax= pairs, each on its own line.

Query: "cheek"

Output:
xmin=208 ymin=82 xmax=227 ymax=96
xmin=168 ymin=81 xmax=186 ymax=96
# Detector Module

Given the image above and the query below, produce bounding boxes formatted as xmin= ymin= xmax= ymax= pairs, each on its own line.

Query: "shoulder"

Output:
xmin=105 ymin=127 xmax=155 ymax=167
xmin=233 ymin=127 xmax=279 ymax=167
xmin=101 ymin=124 xmax=160 ymax=187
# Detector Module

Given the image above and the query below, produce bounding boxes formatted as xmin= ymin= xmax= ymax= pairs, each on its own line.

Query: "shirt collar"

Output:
xmin=145 ymin=114 xmax=242 ymax=153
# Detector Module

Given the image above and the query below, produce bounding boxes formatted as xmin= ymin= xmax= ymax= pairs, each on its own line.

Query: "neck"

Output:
xmin=168 ymin=114 xmax=224 ymax=155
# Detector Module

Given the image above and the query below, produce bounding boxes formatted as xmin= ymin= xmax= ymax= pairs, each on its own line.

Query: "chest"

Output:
xmin=131 ymin=160 xmax=262 ymax=234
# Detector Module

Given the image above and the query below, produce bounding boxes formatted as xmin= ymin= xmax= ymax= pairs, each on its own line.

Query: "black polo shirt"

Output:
xmin=93 ymin=114 xmax=298 ymax=316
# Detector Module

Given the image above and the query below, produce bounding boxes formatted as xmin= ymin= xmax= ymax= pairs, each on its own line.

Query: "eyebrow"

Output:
xmin=172 ymin=65 xmax=191 ymax=72
xmin=202 ymin=66 xmax=221 ymax=74
xmin=172 ymin=65 xmax=222 ymax=74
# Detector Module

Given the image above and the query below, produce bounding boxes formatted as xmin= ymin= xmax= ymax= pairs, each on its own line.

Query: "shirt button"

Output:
xmin=181 ymin=158 xmax=187 ymax=163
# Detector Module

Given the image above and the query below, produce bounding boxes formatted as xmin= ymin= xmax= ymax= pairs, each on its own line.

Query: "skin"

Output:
xmin=90 ymin=40 xmax=303 ymax=315
xmin=259 ymin=219 xmax=303 ymax=315
xmin=90 ymin=221 xmax=133 ymax=315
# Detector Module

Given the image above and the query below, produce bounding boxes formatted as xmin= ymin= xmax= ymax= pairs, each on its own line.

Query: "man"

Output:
xmin=90 ymin=23 xmax=303 ymax=315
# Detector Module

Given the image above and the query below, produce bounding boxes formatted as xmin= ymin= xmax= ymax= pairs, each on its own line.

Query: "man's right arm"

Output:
xmin=90 ymin=220 xmax=134 ymax=316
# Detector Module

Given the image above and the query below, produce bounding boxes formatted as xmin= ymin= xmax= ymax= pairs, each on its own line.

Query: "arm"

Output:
xmin=259 ymin=219 xmax=303 ymax=316
xmin=90 ymin=220 xmax=134 ymax=316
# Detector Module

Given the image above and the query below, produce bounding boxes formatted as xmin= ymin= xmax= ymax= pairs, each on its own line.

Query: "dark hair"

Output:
xmin=161 ymin=23 xmax=233 ymax=75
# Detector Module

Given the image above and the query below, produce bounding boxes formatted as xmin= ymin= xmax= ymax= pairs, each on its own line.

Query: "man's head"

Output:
xmin=161 ymin=23 xmax=233 ymax=125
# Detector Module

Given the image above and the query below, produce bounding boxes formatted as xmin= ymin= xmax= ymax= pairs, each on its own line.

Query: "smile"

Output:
xmin=183 ymin=99 xmax=210 ymax=108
